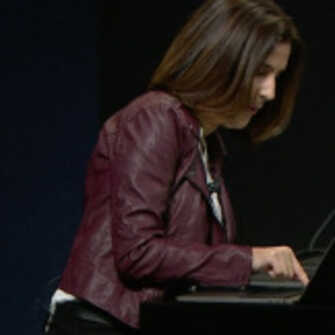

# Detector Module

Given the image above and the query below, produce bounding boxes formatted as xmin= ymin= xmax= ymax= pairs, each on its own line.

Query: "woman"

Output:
xmin=45 ymin=0 xmax=309 ymax=334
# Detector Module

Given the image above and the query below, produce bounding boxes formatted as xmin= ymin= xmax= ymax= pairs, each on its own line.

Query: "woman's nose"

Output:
xmin=260 ymin=75 xmax=276 ymax=101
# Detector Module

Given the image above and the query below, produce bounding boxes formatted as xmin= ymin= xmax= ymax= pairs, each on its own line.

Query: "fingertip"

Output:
xmin=301 ymin=274 xmax=310 ymax=287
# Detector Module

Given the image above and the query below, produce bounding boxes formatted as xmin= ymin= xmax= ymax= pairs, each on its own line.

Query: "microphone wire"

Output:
xmin=297 ymin=208 xmax=335 ymax=259
xmin=307 ymin=208 xmax=335 ymax=252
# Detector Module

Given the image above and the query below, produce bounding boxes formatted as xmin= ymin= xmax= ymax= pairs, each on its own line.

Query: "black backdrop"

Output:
xmin=2 ymin=1 xmax=335 ymax=334
xmin=100 ymin=1 xmax=335 ymax=249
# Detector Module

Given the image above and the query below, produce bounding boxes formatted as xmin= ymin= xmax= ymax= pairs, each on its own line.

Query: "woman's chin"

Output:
xmin=222 ymin=116 xmax=252 ymax=130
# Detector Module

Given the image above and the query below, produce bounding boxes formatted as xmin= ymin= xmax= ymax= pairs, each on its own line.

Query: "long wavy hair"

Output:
xmin=149 ymin=0 xmax=304 ymax=142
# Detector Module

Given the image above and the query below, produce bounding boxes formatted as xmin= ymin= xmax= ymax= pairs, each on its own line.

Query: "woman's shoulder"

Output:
xmin=120 ymin=90 xmax=193 ymax=122
xmin=104 ymin=90 xmax=199 ymax=133
xmin=131 ymin=90 xmax=181 ymax=110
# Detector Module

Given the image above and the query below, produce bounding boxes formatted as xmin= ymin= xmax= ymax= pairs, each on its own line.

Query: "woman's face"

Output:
xmin=220 ymin=42 xmax=292 ymax=131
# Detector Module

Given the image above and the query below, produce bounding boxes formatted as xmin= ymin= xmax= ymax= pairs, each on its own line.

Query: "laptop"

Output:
xmin=176 ymin=238 xmax=335 ymax=306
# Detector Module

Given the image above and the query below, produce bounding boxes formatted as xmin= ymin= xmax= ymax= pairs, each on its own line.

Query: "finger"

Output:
xmin=274 ymin=252 xmax=288 ymax=278
xmin=271 ymin=247 xmax=294 ymax=279
xmin=286 ymin=249 xmax=296 ymax=279
xmin=292 ymin=256 xmax=309 ymax=286
xmin=268 ymin=269 xmax=276 ymax=278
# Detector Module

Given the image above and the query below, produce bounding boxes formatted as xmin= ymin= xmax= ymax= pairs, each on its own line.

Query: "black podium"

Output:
xmin=140 ymin=297 xmax=335 ymax=334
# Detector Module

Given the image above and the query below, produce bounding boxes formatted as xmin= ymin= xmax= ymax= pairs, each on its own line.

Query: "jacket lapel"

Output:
xmin=184 ymin=152 xmax=210 ymax=200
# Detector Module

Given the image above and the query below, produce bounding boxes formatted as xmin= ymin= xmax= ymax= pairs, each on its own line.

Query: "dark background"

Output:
xmin=2 ymin=1 xmax=335 ymax=334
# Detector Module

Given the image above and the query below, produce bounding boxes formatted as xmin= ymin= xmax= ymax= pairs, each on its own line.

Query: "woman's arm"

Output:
xmin=107 ymin=100 xmax=252 ymax=288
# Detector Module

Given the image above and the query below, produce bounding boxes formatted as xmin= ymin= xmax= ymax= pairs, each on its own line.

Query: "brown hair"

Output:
xmin=149 ymin=0 xmax=304 ymax=142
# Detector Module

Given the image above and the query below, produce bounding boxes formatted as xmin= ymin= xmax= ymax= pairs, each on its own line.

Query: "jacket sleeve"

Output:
xmin=109 ymin=102 xmax=252 ymax=287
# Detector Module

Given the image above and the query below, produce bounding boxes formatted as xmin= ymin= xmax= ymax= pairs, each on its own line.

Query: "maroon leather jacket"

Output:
xmin=59 ymin=91 xmax=252 ymax=328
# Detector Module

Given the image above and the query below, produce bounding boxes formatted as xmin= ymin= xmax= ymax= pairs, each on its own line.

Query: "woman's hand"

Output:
xmin=252 ymin=246 xmax=309 ymax=286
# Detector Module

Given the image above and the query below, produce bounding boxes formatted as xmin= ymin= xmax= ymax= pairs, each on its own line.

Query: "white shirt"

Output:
xmin=199 ymin=128 xmax=223 ymax=224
